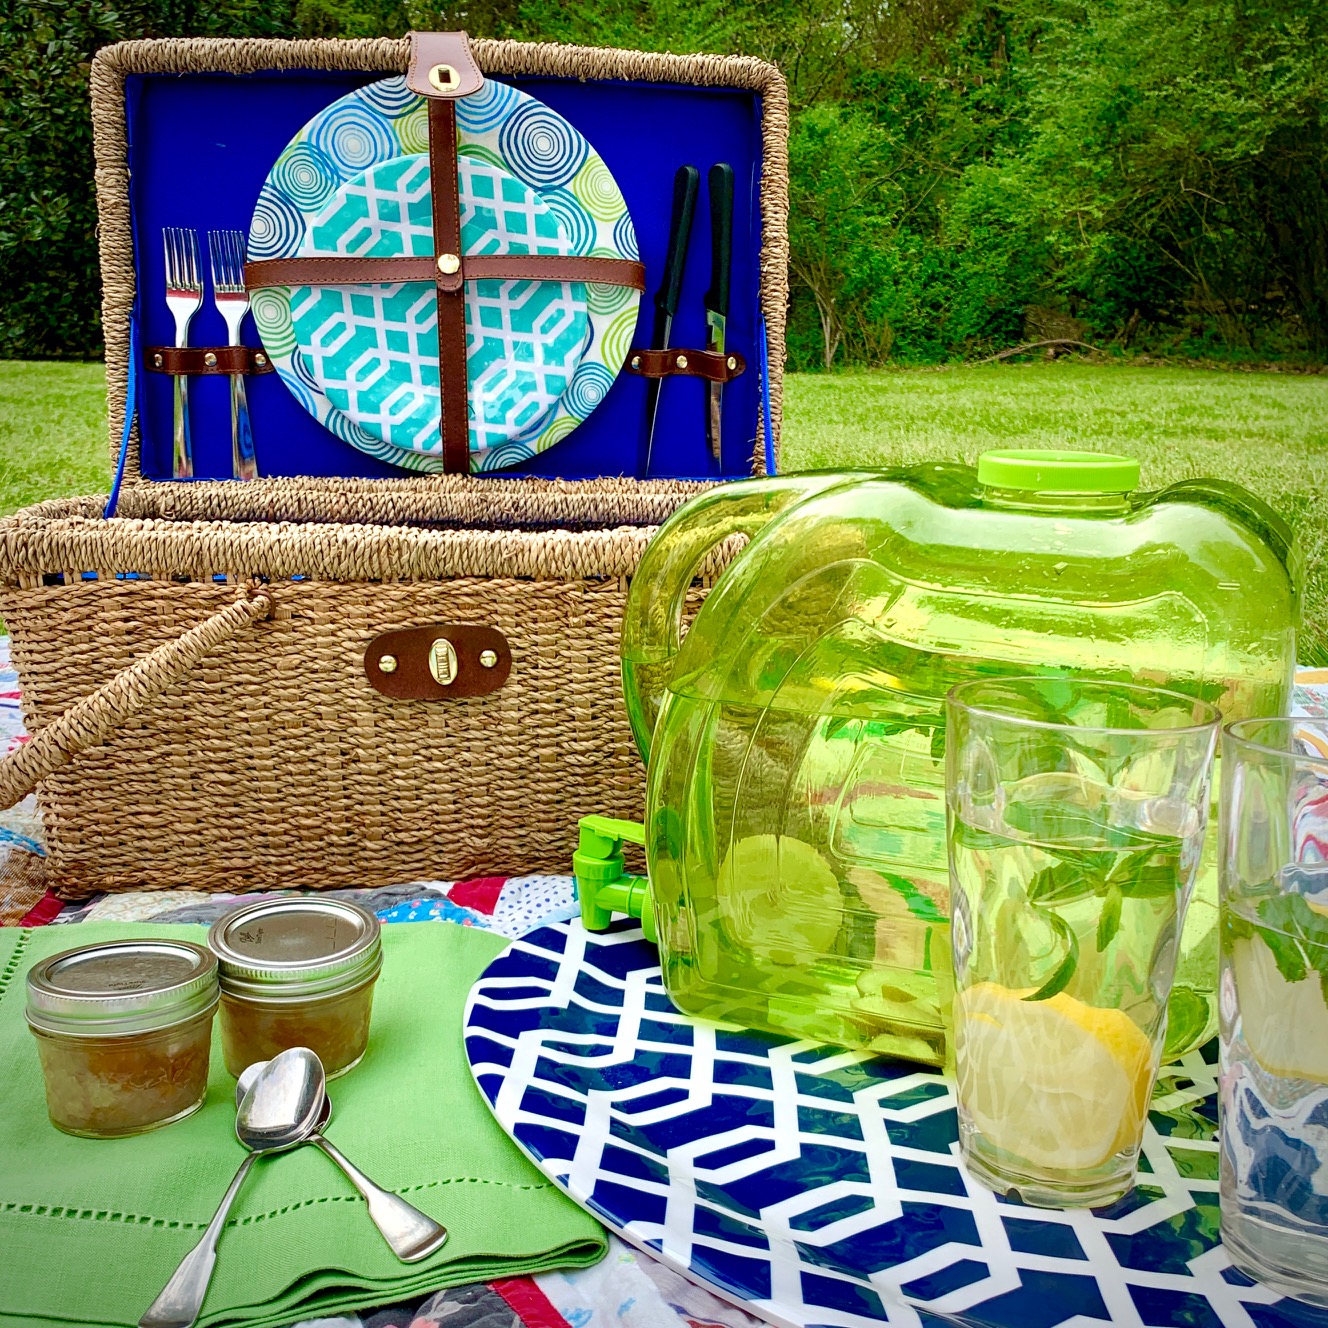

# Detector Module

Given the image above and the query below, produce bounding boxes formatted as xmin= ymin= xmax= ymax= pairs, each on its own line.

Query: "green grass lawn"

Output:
xmin=2 ymin=357 xmax=1325 ymax=657
xmin=0 ymin=361 xmax=111 ymax=513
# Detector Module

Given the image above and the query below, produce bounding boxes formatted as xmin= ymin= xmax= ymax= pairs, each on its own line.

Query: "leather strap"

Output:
xmin=429 ymin=95 xmax=469 ymax=473
xmin=243 ymin=255 xmax=646 ymax=291
xmin=145 ymin=346 xmax=276 ymax=376
xmin=406 ymin=31 xmax=484 ymax=100
xmin=364 ymin=624 xmax=511 ymax=700
xmin=626 ymin=347 xmax=747 ymax=383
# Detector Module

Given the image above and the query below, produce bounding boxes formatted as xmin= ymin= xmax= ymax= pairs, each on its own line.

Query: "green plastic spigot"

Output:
xmin=573 ymin=814 xmax=658 ymax=944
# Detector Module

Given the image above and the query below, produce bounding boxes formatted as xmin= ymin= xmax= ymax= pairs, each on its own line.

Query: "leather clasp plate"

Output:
xmin=406 ymin=31 xmax=484 ymax=100
xmin=365 ymin=625 xmax=511 ymax=700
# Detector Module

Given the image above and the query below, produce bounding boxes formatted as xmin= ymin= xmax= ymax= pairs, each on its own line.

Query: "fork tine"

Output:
xmin=230 ymin=230 xmax=245 ymax=287
xmin=186 ymin=228 xmax=201 ymax=292
xmin=164 ymin=227 xmax=176 ymax=289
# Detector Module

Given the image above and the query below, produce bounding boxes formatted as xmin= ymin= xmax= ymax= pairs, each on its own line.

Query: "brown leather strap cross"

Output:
xmin=241 ymin=32 xmax=644 ymax=474
xmin=428 ymin=93 xmax=470 ymax=472
xmin=243 ymin=255 xmax=646 ymax=289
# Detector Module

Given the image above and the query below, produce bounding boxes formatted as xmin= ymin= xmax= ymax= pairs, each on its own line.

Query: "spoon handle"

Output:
xmin=138 ymin=1152 xmax=256 ymax=1328
xmin=312 ymin=1132 xmax=448 ymax=1262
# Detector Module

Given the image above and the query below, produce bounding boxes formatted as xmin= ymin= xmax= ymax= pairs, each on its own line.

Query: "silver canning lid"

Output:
xmin=26 ymin=939 xmax=218 ymax=1037
xmin=207 ymin=897 xmax=382 ymax=1001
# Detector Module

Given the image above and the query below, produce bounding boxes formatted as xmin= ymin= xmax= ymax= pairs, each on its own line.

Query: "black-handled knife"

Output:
xmin=704 ymin=163 xmax=735 ymax=466
xmin=643 ymin=164 xmax=700 ymax=476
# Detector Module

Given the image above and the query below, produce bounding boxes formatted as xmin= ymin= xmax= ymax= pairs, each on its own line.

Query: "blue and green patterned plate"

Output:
xmin=248 ymin=76 xmax=639 ymax=472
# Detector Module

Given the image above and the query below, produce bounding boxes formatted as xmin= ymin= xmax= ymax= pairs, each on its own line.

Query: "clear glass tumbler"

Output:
xmin=946 ymin=677 xmax=1220 ymax=1206
xmin=1219 ymin=717 xmax=1328 ymax=1305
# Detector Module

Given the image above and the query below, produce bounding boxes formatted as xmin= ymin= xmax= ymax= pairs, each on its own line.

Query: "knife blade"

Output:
xmin=704 ymin=163 xmax=735 ymax=466
xmin=643 ymin=164 xmax=700 ymax=476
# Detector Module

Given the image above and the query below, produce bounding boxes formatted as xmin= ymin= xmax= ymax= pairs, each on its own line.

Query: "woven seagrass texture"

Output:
xmin=0 ymin=492 xmax=736 ymax=896
xmin=90 ymin=35 xmax=789 ymax=487
xmin=7 ymin=477 xmax=706 ymax=531
xmin=0 ymin=563 xmax=713 ymax=897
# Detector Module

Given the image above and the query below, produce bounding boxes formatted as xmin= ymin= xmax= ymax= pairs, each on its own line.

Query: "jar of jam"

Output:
xmin=207 ymin=898 xmax=382 ymax=1079
xmin=26 ymin=939 xmax=218 ymax=1138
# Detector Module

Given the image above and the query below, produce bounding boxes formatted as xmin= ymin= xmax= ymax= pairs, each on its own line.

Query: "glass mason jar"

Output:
xmin=208 ymin=898 xmax=382 ymax=1079
xmin=26 ymin=939 xmax=218 ymax=1138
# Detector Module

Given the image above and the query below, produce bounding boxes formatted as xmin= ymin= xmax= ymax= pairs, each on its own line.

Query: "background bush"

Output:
xmin=2 ymin=0 xmax=1325 ymax=368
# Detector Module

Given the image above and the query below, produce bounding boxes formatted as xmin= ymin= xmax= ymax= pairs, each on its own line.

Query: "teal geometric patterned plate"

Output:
xmin=249 ymin=76 xmax=639 ymax=472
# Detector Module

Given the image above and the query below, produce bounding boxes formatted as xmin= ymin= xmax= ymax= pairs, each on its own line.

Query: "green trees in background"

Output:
xmin=2 ymin=0 xmax=1324 ymax=367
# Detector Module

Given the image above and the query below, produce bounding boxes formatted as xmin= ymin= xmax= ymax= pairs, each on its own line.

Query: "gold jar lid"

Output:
xmin=207 ymin=898 xmax=382 ymax=1001
xmin=26 ymin=939 xmax=218 ymax=1037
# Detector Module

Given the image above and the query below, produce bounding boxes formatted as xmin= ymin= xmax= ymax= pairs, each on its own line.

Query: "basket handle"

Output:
xmin=0 ymin=586 xmax=273 ymax=813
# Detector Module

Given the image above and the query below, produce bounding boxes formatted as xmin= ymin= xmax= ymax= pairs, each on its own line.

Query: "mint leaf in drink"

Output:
xmin=1097 ymin=884 xmax=1123 ymax=952
xmin=1027 ymin=860 xmax=1095 ymax=904
xmin=1108 ymin=841 xmax=1185 ymax=899
xmin=1024 ymin=911 xmax=1079 ymax=1002
xmin=1004 ymin=798 xmax=1105 ymax=845
xmin=1253 ymin=893 xmax=1328 ymax=993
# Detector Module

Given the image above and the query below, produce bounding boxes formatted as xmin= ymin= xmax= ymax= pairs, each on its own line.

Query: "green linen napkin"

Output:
xmin=0 ymin=920 xmax=605 ymax=1328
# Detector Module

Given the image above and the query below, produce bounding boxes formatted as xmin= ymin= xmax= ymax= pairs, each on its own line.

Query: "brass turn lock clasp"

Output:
xmin=428 ymin=637 xmax=458 ymax=686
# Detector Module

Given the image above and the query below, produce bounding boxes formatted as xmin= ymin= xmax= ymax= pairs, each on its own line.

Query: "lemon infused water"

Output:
xmin=944 ymin=678 xmax=1218 ymax=1205
xmin=949 ymin=774 xmax=1206 ymax=1203
xmin=1219 ymin=717 xmax=1328 ymax=1306
xmin=1220 ymin=891 xmax=1328 ymax=1303
xmin=627 ymin=455 xmax=1295 ymax=1067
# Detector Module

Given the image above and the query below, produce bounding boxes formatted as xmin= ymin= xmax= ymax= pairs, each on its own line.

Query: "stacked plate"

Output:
xmin=249 ymin=76 xmax=640 ymax=472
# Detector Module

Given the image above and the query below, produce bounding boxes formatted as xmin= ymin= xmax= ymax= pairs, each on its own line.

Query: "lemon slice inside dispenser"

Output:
xmin=716 ymin=834 xmax=843 ymax=966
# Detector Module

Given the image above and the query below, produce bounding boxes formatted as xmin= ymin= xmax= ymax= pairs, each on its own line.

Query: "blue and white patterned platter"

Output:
xmin=249 ymin=76 xmax=639 ymax=472
xmin=464 ymin=919 xmax=1325 ymax=1328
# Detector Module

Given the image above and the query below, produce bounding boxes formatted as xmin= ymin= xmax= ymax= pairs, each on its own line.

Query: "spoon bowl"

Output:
xmin=235 ymin=1047 xmax=324 ymax=1153
xmin=237 ymin=1059 xmax=331 ymax=1130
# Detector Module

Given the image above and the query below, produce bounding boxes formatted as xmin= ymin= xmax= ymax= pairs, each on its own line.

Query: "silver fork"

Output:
xmin=163 ymin=228 xmax=203 ymax=478
xmin=208 ymin=230 xmax=259 ymax=480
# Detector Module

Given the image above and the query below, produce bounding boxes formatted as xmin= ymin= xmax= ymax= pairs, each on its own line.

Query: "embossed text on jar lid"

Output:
xmin=207 ymin=898 xmax=382 ymax=1000
xmin=26 ymin=939 xmax=219 ymax=1037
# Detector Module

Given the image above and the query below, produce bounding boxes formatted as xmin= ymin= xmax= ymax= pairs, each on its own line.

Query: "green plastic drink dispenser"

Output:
xmin=588 ymin=451 xmax=1299 ymax=1066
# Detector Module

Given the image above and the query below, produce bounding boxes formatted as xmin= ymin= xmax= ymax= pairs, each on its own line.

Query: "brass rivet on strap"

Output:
xmin=675 ymin=354 xmax=689 ymax=370
xmin=479 ymin=649 xmax=498 ymax=668
xmin=437 ymin=253 xmax=461 ymax=276
xmin=727 ymin=356 xmax=737 ymax=370
xmin=630 ymin=355 xmax=641 ymax=369
xmin=428 ymin=63 xmax=461 ymax=93
xmin=204 ymin=352 xmax=218 ymax=367
xmin=153 ymin=353 xmax=163 ymax=368
xmin=378 ymin=654 xmax=398 ymax=674
xmin=255 ymin=353 xmax=268 ymax=367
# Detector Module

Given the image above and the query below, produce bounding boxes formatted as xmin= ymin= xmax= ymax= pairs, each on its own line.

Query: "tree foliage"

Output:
xmin=1 ymin=0 xmax=1323 ymax=364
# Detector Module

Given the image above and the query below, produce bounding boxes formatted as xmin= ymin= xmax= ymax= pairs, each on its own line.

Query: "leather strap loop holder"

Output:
xmin=145 ymin=346 xmax=276 ymax=376
xmin=626 ymin=348 xmax=747 ymax=383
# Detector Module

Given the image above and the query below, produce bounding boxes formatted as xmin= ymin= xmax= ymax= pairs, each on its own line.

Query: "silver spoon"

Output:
xmin=139 ymin=1047 xmax=323 ymax=1328
xmin=236 ymin=1059 xmax=448 ymax=1263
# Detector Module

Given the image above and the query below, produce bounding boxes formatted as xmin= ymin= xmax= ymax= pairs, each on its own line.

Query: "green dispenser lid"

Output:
xmin=977 ymin=449 xmax=1140 ymax=493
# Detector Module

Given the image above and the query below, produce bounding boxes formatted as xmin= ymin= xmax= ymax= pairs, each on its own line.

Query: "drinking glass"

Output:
xmin=1219 ymin=717 xmax=1328 ymax=1305
xmin=946 ymin=677 xmax=1221 ymax=1206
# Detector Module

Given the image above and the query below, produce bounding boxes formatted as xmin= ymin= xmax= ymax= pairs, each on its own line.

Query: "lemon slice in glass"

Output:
xmin=955 ymin=982 xmax=1155 ymax=1172
xmin=1233 ymin=935 xmax=1328 ymax=1084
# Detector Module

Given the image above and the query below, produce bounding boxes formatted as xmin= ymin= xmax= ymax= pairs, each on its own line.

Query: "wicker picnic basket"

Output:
xmin=0 ymin=35 xmax=788 ymax=897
